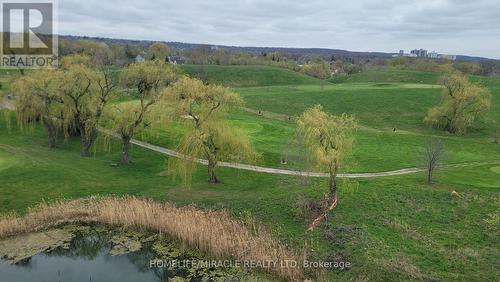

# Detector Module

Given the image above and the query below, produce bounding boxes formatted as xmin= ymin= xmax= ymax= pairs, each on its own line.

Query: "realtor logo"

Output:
xmin=1 ymin=0 xmax=58 ymax=68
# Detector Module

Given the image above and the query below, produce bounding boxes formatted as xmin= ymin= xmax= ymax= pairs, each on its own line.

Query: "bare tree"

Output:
xmin=424 ymin=137 xmax=444 ymax=184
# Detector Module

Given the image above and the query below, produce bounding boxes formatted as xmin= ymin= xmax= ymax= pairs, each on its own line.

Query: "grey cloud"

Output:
xmin=58 ymin=0 xmax=500 ymax=59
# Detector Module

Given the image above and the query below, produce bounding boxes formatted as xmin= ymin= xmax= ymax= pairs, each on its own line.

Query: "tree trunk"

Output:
xmin=121 ymin=136 xmax=131 ymax=164
xmin=47 ymin=127 xmax=57 ymax=149
xmin=208 ymin=159 xmax=219 ymax=184
xmin=328 ymin=172 xmax=338 ymax=209
xmin=42 ymin=119 xmax=57 ymax=149
xmin=308 ymin=170 xmax=338 ymax=232
xmin=445 ymin=120 xmax=456 ymax=134
xmin=427 ymin=168 xmax=433 ymax=184
xmin=81 ymin=130 xmax=97 ymax=158
xmin=82 ymin=139 xmax=92 ymax=157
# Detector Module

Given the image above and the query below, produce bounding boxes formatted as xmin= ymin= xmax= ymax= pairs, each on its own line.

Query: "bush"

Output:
xmin=294 ymin=194 xmax=325 ymax=222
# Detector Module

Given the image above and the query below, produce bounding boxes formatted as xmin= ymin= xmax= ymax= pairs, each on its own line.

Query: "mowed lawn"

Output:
xmin=237 ymin=82 xmax=499 ymax=134
xmin=0 ymin=113 xmax=499 ymax=281
xmin=180 ymin=64 xmax=323 ymax=87
xmin=142 ymin=108 xmax=500 ymax=173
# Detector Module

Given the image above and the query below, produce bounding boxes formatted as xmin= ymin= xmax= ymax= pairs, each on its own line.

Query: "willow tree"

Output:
xmin=425 ymin=73 xmax=491 ymax=135
xmin=301 ymin=60 xmax=331 ymax=90
xmin=105 ymin=60 xmax=177 ymax=164
xmin=166 ymin=77 xmax=256 ymax=184
xmin=297 ymin=105 xmax=357 ymax=210
xmin=12 ymin=70 xmax=63 ymax=148
xmin=59 ymin=55 xmax=118 ymax=157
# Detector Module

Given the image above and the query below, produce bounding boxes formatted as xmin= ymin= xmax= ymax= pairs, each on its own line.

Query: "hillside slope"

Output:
xmin=180 ymin=64 xmax=323 ymax=87
xmin=330 ymin=69 xmax=443 ymax=84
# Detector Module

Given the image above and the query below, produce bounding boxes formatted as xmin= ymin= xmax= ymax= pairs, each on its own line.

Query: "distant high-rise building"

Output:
xmin=396 ymin=49 xmax=456 ymax=60
xmin=411 ymin=49 xmax=428 ymax=57
xmin=428 ymin=51 xmax=439 ymax=58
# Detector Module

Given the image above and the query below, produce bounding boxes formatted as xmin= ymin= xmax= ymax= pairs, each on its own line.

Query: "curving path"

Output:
xmin=2 ymin=100 xmax=498 ymax=179
xmin=122 ymin=134 xmax=500 ymax=179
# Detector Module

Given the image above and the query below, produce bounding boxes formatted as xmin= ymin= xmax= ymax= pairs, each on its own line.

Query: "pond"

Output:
xmin=0 ymin=225 xmax=248 ymax=282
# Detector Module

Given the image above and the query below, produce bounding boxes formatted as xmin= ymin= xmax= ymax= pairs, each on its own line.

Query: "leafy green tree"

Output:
xmin=105 ymin=60 xmax=177 ymax=164
xmin=296 ymin=105 xmax=357 ymax=209
xmin=455 ymin=62 xmax=480 ymax=75
xmin=58 ymin=55 xmax=118 ymax=156
xmin=12 ymin=55 xmax=117 ymax=154
xmin=147 ymin=43 xmax=171 ymax=62
xmin=12 ymin=70 xmax=63 ymax=148
xmin=166 ymin=77 xmax=257 ymax=184
xmin=425 ymin=73 xmax=491 ymax=135
xmin=390 ymin=56 xmax=408 ymax=68
xmin=123 ymin=44 xmax=144 ymax=61
xmin=301 ymin=60 xmax=330 ymax=90
xmin=72 ymin=40 xmax=114 ymax=65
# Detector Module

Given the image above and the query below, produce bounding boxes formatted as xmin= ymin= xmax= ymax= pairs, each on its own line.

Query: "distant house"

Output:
xmin=135 ymin=54 xmax=145 ymax=63
xmin=169 ymin=56 xmax=186 ymax=65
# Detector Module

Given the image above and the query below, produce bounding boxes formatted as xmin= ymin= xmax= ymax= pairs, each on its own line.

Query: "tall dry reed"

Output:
xmin=0 ymin=196 xmax=304 ymax=281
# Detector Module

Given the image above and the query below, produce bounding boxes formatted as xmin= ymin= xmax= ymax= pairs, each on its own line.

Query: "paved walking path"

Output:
xmin=2 ymin=100 xmax=497 ymax=179
xmin=123 ymin=134 xmax=499 ymax=179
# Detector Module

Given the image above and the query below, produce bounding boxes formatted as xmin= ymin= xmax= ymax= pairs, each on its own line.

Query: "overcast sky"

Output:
xmin=59 ymin=0 xmax=500 ymax=59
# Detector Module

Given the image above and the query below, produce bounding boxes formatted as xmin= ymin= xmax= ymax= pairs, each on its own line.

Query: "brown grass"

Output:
xmin=0 ymin=196 xmax=304 ymax=281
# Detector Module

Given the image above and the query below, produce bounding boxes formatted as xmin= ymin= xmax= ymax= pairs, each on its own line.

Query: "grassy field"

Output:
xmin=329 ymin=68 xmax=443 ymax=84
xmin=142 ymin=108 xmax=500 ymax=173
xmin=330 ymin=67 xmax=500 ymax=87
xmin=1 ymin=65 xmax=499 ymax=281
xmin=1 ymin=113 xmax=499 ymax=281
xmin=180 ymin=64 xmax=322 ymax=87
xmin=237 ymin=82 xmax=500 ymax=134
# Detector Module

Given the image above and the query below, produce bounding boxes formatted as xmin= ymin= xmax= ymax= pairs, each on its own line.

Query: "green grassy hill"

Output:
xmin=330 ymin=68 xmax=443 ymax=84
xmin=239 ymin=83 xmax=443 ymax=131
xmin=330 ymin=68 xmax=500 ymax=86
xmin=180 ymin=64 xmax=323 ymax=87
xmin=141 ymin=108 xmax=500 ymax=173
xmin=238 ymin=78 xmax=500 ymax=135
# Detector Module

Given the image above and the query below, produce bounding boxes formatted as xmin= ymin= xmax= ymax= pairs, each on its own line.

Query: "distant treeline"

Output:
xmin=57 ymin=35 xmax=500 ymax=78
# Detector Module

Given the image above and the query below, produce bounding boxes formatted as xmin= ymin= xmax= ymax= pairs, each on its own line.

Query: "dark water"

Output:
xmin=0 ymin=231 xmax=187 ymax=282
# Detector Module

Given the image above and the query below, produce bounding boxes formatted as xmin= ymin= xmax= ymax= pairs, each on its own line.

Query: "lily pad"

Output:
xmin=109 ymin=235 xmax=142 ymax=256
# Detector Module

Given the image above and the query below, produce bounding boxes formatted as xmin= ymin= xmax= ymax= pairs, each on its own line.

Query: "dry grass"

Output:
xmin=0 ymin=196 xmax=304 ymax=281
